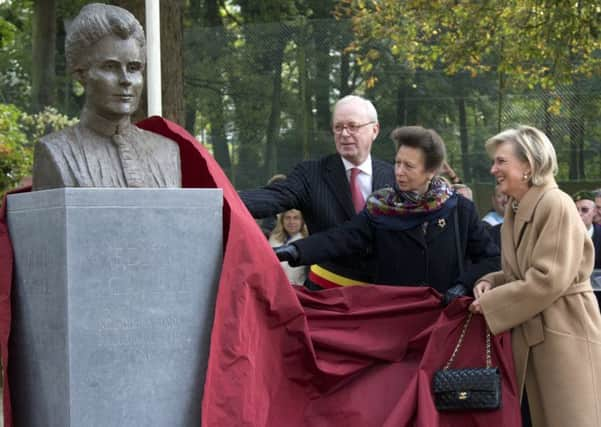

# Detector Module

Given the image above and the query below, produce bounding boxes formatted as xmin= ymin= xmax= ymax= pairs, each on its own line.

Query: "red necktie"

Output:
xmin=350 ymin=167 xmax=365 ymax=213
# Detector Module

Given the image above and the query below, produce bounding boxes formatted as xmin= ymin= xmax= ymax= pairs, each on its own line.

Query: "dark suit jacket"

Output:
xmin=292 ymin=195 xmax=500 ymax=293
xmin=593 ymin=224 xmax=601 ymax=270
xmin=484 ymin=221 xmax=502 ymax=251
xmin=239 ymin=154 xmax=395 ymax=281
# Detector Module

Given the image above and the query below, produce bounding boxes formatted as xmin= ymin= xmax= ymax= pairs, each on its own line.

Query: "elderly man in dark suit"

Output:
xmin=240 ymin=95 xmax=395 ymax=288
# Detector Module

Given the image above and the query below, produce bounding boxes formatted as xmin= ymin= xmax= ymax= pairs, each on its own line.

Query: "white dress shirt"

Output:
xmin=341 ymin=155 xmax=373 ymax=202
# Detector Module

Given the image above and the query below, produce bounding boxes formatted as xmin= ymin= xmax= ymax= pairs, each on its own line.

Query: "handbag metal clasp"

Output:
xmin=458 ymin=392 xmax=468 ymax=400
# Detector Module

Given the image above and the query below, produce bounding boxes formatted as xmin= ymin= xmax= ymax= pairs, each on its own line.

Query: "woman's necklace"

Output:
xmin=511 ymin=200 xmax=519 ymax=213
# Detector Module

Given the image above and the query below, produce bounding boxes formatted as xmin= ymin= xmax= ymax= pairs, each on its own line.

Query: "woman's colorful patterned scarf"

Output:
xmin=365 ymin=176 xmax=457 ymax=231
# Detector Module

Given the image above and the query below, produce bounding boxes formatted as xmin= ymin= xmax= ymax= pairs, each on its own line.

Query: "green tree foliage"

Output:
xmin=6 ymin=0 xmax=601 ymax=194
xmin=0 ymin=103 xmax=31 ymax=192
xmin=0 ymin=0 xmax=33 ymax=108
xmin=0 ymin=104 xmax=77 ymax=194
xmin=339 ymin=0 xmax=601 ymax=90
xmin=334 ymin=0 xmax=601 ymax=182
xmin=184 ymin=0 xmax=357 ymax=187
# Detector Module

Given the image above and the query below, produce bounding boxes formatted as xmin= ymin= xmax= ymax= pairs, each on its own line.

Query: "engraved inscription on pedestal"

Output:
xmin=7 ymin=188 xmax=223 ymax=427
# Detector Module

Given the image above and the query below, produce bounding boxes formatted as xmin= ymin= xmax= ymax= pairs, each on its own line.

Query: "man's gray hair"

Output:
xmin=333 ymin=95 xmax=378 ymax=123
xmin=65 ymin=3 xmax=146 ymax=74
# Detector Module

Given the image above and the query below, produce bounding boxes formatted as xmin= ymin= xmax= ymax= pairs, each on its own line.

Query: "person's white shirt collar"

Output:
xmin=341 ymin=155 xmax=372 ymax=177
xmin=341 ymin=155 xmax=373 ymax=202
xmin=587 ymin=225 xmax=594 ymax=239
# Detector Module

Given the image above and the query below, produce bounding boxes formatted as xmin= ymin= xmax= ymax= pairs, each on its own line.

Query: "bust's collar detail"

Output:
xmin=80 ymin=107 xmax=132 ymax=137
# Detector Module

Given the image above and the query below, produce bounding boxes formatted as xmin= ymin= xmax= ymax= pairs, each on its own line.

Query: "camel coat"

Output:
xmin=479 ymin=179 xmax=601 ymax=427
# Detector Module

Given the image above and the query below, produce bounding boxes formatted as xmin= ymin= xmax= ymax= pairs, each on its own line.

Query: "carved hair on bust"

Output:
xmin=65 ymin=3 xmax=146 ymax=75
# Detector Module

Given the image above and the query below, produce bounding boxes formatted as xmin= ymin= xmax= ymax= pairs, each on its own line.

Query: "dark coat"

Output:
xmin=593 ymin=224 xmax=601 ymax=270
xmin=240 ymin=154 xmax=395 ymax=281
xmin=292 ymin=195 xmax=500 ymax=293
xmin=484 ymin=221 xmax=502 ymax=251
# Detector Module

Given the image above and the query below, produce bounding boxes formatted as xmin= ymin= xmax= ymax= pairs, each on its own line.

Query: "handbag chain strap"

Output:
xmin=443 ymin=312 xmax=492 ymax=370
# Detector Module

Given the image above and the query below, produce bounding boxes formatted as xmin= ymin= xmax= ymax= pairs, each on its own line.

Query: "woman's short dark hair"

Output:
xmin=390 ymin=126 xmax=446 ymax=172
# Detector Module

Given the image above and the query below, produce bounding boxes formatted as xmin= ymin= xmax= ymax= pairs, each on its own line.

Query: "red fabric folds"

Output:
xmin=0 ymin=117 xmax=521 ymax=426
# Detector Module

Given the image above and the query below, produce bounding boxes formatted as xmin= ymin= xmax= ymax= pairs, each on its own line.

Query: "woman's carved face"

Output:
xmin=79 ymin=34 xmax=144 ymax=122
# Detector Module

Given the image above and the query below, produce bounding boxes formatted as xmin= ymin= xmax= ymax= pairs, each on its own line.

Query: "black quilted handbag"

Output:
xmin=432 ymin=312 xmax=501 ymax=411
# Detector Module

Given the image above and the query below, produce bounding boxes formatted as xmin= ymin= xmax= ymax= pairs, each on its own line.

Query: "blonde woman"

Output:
xmin=470 ymin=125 xmax=601 ymax=427
xmin=269 ymin=209 xmax=308 ymax=285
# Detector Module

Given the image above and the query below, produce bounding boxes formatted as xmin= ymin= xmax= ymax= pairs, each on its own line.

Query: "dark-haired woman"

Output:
xmin=276 ymin=126 xmax=499 ymax=302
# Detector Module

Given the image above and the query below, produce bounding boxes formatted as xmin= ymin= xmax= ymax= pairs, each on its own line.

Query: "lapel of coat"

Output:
xmin=324 ymin=155 xmax=356 ymax=218
xmin=501 ymin=207 xmax=519 ymax=278
xmin=505 ymin=179 xmax=558 ymax=275
xmin=406 ymin=225 xmax=427 ymax=248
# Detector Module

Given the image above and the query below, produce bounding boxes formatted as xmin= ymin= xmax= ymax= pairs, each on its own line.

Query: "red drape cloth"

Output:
xmin=0 ymin=117 xmax=520 ymax=426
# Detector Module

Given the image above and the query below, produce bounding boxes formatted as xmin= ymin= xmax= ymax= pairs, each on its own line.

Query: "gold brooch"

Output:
xmin=437 ymin=218 xmax=446 ymax=228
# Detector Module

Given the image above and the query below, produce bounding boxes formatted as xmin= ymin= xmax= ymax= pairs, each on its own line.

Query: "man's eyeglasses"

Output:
xmin=333 ymin=121 xmax=375 ymax=135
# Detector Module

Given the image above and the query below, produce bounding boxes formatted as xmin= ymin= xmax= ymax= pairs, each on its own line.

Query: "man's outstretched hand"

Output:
xmin=274 ymin=244 xmax=300 ymax=266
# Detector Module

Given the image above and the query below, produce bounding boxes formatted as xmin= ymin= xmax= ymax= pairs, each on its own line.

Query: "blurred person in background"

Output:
xmin=452 ymin=183 xmax=473 ymax=201
xmin=573 ymin=190 xmax=601 ymax=269
xmin=482 ymin=186 xmax=508 ymax=250
xmin=482 ymin=185 xmax=508 ymax=227
xmin=269 ymin=209 xmax=309 ymax=285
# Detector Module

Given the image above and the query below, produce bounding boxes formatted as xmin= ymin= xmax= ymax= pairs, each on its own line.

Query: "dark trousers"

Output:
xmin=522 ymin=390 xmax=532 ymax=427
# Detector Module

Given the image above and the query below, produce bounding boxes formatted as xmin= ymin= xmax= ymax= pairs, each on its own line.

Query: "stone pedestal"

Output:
xmin=6 ymin=188 xmax=223 ymax=427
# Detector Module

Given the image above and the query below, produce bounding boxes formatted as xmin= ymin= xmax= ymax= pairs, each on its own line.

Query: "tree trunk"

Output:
xmin=311 ymin=2 xmax=333 ymax=135
xmin=396 ymin=85 xmax=407 ymax=125
xmin=189 ymin=0 xmax=202 ymax=23
xmin=204 ymin=0 xmax=231 ymax=175
xmin=406 ymin=78 xmax=418 ymax=125
xmin=297 ymin=30 xmax=311 ymax=160
xmin=31 ymin=0 xmax=57 ymax=112
xmin=339 ymin=52 xmax=350 ymax=96
xmin=578 ymin=120 xmax=585 ymax=179
xmin=568 ymin=90 xmax=584 ymax=180
xmin=313 ymin=39 xmax=331 ymax=134
xmin=496 ymin=71 xmax=505 ymax=133
xmin=160 ymin=0 xmax=185 ymax=125
xmin=542 ymin=95 xmax=552 ymax=139
xmin=456 ymin=96 xmax=471 ymax=182
xmin=265 ymin=37 xmax=284 ymax=178
xmin=209 ymin=94 xmax=231 ymax=176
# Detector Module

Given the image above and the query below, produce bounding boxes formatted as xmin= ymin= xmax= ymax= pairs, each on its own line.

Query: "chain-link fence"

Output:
xmin=184 ymin=18 xmax=601 ymax=193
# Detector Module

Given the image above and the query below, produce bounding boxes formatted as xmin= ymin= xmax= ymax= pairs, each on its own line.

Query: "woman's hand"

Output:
xmin=473 ymin=280 xmax=492 ymax=298
xmin=469 ymin=280 xmax=492 ymax=314
xmin=469 ymin=299 xmax=483 ymax=314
